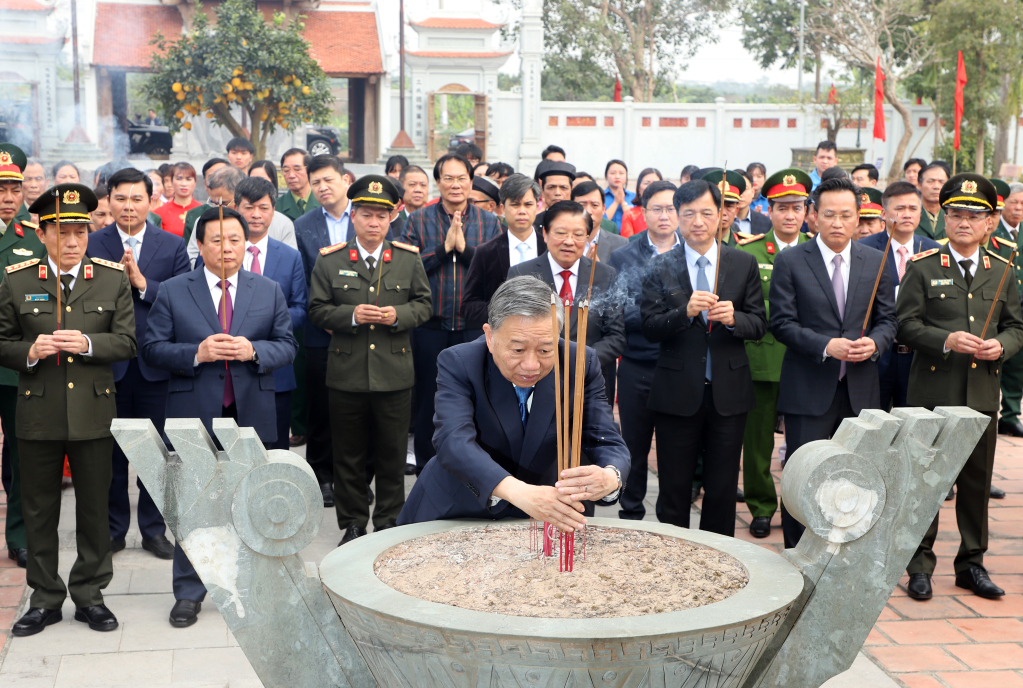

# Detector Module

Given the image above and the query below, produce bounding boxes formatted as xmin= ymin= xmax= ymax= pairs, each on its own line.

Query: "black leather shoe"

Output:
xmin=73 ymin=604 xmax=118 ymax=632
xmin=906 ymin=573 xmax=933 ymax=600
xmin=12 ymin=607 xmax=62 ymax=637
xmin=110 ymin=538 xmax=126 ymax=553
xmin=405 ymin=464 xmax=416 ymax=476
xmin=289 ymin=434 xmax=307 ymax=447
xmin=320 ymin=483 xmax=334 ymax=508
xmin=142 ymin=534 xmax=174 ymax=560
xmin=339 ymin=525 xmax=367 ymax=545
xmin=998 ymin=420 xmax=1023 ymax=437
xmin=8 ymin=547 xmax=26 ymax=568
xmin=945 ymin=486 xmax=956 ymax=501
xmin=691 ymin=485 xmax=702 ymax=502
xmin=367 ymin=486 xmax=375 ymax=506
xmin=955 ymin=566 xmax=1005 ymax=598
xmin=169 ymin=599 xmax=201 ymax=628
xmin=749 ymin=517 xmax=771 ymax=538
xmin=374 ymin=523 xmax=397 ymax=532
xmin=991 ymin=485 xmax=1007 ymax=499
xmin=736 ymin=488 xmax=746 ymax=503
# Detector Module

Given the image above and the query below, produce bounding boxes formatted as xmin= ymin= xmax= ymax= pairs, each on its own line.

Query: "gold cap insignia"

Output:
xmin=718 ymin=180 xmax=729 ymax=192
xmin=861 ymin=193 xmax=869 ymax=203
xmin=368 ymin=181 xmax=383 ymax=194
xmin=0 ymin=152 xmax=11 ymax=166
xmin=962 ymin=180 xmax=978 ymax=194
xmin=783 ymin=174 xmax=796 ymax=187
xmin=63 ymin=190 xmax=80 ymax=205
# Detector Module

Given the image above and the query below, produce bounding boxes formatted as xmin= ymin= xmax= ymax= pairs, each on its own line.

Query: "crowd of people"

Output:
xmin=0 ymin=134 xmax=1016 ymax=641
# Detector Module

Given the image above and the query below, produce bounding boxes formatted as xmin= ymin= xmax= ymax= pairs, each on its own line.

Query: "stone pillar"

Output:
xmin=517 ymin=0 xmax=542 ymax=175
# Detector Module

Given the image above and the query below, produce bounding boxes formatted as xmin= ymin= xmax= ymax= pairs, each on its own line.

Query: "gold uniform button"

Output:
xmin=369 ymin=324 xmax=375 ymax=330
xmin=369 ymin=286 xmax=375 ymax=293
xmin=940 ymin=294 xmax=945 ymax=299
xmin=68 ymin=382 xmax=73 ymax=389
xmin=968 ymin=294 xmax=973 ymax=299
xmin=402 ymin=347 xmax=406 ymax=353
xmin=67 ymin=357 xmax=72 ymax=363
xmin=105 ymin=388 xmax=110 ymax=394
xmin=370 ymin=344 xmax=376 ymax=350
xmin=24 ymin=390 xmax=29 ymax=396
xmin=972 ymin=363 xmax=977 ymax=369
xmin=66 ymin=306 xmax=71 ymax=312
xmin=970 ymin=316 xmax=975 ymax=322
xmin=930 ymin=366 xmax=936 ymax=371
xmin=396 ymin=285 xmax=401 ymax=290
xmin=97 ymin=306 xmax=103 ymax=312
xmin=32 ymin=308 xmax=38 ymax=313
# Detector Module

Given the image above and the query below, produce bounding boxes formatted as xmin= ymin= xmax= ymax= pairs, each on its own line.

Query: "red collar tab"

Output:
xmin=766 ymin=242 xmax=775 ymax=254
xmin=15 ymin=224 xmax=23 ymax=237
xmin=383 ymin=249 xmax=392 ymax=263
xmin=84 ymin=264 xmax=94 ymax=280
xmin=984 ymin=255 xmax=991 ymax=270
xmin=38 ymin=264 xmax=47 ymax=280
xmin=350 ymin=249 xmax=359 ymax=262
xmin=941 ymin=254 xmax=951 ymax=268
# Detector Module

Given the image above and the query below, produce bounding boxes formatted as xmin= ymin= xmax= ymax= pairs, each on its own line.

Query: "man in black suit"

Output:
xmin=461 ymin=174 xmax=545 ymax=329
xmin=640 ymin=180 xmax=767 ymax=536
xmin=770 ymin=177 xmax=898 ymax=548
xmin=508 ymin=200 xmax=625 ymax=406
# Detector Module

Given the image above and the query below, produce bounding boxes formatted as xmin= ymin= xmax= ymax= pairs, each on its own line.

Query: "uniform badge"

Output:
xmin=931 ymin=279 xmax=954 ymax=286
xmin=368 ymin=181 xmax=383 ymax=194
xmin=766 ymin=242 xmax=775 ymax=254
xmin=383 ymin=249 xmax=392 ymax=263
xmin=338 ymin=270 xmax=358 ymax=277
xmin=962 ymin=180 xmax=978 ymax=194
xmin=84 ymin=264 xmax=93 ymax=280
xmin=349 ymin=249 xmax=359 ymax=262
xmin=718 ymin=180 xmax=729 ymax=193
xmin=0 ymin=152 xmax=11 ymax=166
xmin=984 ymin=255 xmax=991 ymax=270
xmin=24 ymin=294 xmax=47 ymax=301
xmin=758 ymin=263 xmax=773 ymax=271
xmin=62 ymin=190 xmax=80 ymax=205
xmin=12 ymin=248 xmax=32 ymax=256
xmin=783 ymin=174 xmax=796 ymax=187
xmin=941 ymin=254 xmax=950 ymax=268
xmin=14 ymin=224 xmax=23 ymax=237
xmin=861 ymin=193 xmax=869 ymax=204
xmin=38 ymin=264 xmax=47 ymax=280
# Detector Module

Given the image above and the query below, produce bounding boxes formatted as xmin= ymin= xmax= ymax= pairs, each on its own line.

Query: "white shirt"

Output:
xmin=684 ymin=240 xmax=717 ymax=295
xmin=323 ymin=201 xmax=353 ymax=246
xmin=647 ymin=231 xmax=681 ymax=253
xmin=948 ymin=245 xmax=980 ymax=280
xmin=116 ymin=225 xmax=148 ymax=299
xmin=352 ymin=239 xmax=385 ymax=327
xmin=193 ymin=267 xmax=239 ymax=367
xmin=243 ymin=234 xmax=270 ymax=273
xmin=548 ymin=252 xmax=580 ymax=301
xmin=27 ymin=259 xmax=92 ymax=367
xmin=816 ymin=236 xmax=852 ymax=302
xmin=508 ymin=230 xmax=538 ymax=267
xmin=891 ymin=234 xmax=915 ymax=299
xmin=1002 ymin=217 xmax=1019 ymax=241
xmin=774 ymin=235 xmax=799 ymax=252
xmin=736 ymin=213 xmax=752 ymax=234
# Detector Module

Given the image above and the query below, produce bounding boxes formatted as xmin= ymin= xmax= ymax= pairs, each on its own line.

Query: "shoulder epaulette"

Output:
xmin=5 ymin=258 xmax=38 ymax=273
xmin=910 ymin=248 xmax=940 ymax=262
xmin=90 ymin=257 xmax=125 ymax=271
xmin=392 ymin=241 xmax=420 ymax=253
xmin=993 ymin=235 xmax=1017 ymax=250
xmin=319 ymin=242 xmax=346 ymax=256
xmin=989 ymin=251 xmax=1010 ymax=264
xmin=937 ymin=238 xmax=950 ymax=246
xmin=735 ymin=233 xmax=765 ymax=246
xmin=20 ymin=221 xmax=36 ymax=230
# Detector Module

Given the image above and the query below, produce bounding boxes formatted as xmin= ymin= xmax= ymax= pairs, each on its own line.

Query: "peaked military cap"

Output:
xmin=859 ymin=187 xmax=884 ymax=218
xmin=698 ymin=168 xmax=746 ymax=201
xmin=0 ymin=144 xmax=26 ymax=182
xmin=940 ymin=173 xmax=997 ymax=212
xmin=534 ymin=160 xmax=576 ymax=182
xmin=472 ymin=176 xmax=500 ymax=204
xmin=347 ymin=174 xmax=400 ymax=210
xmin=28 ymin=183 xmax=98 ymax=224
xmin=763 ymin=168 xmax=812 ymax=200
xmin=991 ymin=178 xmax=1010 ymax=210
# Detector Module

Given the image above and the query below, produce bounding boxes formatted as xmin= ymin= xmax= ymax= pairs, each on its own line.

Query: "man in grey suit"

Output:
xmin=508 ymin=201 xmax=626 ymax=411
xmin=571 ymin=181 xmax=629 ymax=261
xmin=769 ymin=177 xmax=898 ymax=548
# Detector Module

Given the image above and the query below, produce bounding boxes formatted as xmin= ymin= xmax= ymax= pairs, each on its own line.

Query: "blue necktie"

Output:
xmin=127 ymin=236 xmax=139 ymax=262
xmin=514 ymin=386 xmax=533 ymax=427
xmin=696 ymin=255 xmax=712 ymax=382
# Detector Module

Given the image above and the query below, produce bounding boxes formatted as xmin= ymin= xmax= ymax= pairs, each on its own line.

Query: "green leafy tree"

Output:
xmin=737 ymin=0 xmax=827 ymax=100
xmin=541 ymin=52 xmax=617 ymax=101
xmin=143 ymin=0 xmax=331 ymax=159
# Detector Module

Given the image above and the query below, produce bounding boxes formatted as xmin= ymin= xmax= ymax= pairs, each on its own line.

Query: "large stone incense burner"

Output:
xmin=113 ymin=406 xmax=987 ymax=688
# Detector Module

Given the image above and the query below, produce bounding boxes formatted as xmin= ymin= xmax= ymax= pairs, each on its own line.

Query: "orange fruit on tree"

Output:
xmin=172 ymin=82 xmax=182 ymax=93
xmin=183 ymin=122 xmax=192 ymax=130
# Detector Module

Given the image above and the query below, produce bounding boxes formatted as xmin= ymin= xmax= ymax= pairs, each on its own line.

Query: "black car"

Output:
xmin=129 ymin=121 xmax=174 ymax=157
xmin=307 ymin=126 xmax=342 ymax=156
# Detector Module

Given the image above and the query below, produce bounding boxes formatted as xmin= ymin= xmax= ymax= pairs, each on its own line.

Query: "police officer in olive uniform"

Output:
xmin=735 ymin=169 xmax=812 ymax=538
xmin=307 ymin=175 xmax=432 ymax=545
xmin=0 ymin=184 xmax=136 ymax=636
xmin=0 ymin=144 xmax=46 ymax=568
xmin=898 ymin=173 xmax=1023 ymax=601
xmin=699 ymin=169 xmax=754 ymax=248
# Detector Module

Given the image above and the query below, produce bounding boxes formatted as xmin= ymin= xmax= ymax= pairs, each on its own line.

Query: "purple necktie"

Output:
xmin=832 ymin=255 xmax=846 ymax=380
xmin=247 ymin=246 xmax=261 ymax=275
xmin=219 ymin=280 xmax=235 ymax=407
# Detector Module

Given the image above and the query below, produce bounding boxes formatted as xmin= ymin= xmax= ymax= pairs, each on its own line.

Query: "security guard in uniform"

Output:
xmin=0 ymin=184 xmax=136 ymax=636
xmin=897 ymin=173 xmax=1023 ymax=601
xmin=735 ymin=169 xmax=812 ymax=538
xmin=699 ymin=169 xmax=754 ymax=248
xmin=307 ymin=175 xmax=432 ymax=546
xmin=988 ymin=179 xmax=1023 ymax=450
xmin=0 ymin=144 xmax=46 ymax=569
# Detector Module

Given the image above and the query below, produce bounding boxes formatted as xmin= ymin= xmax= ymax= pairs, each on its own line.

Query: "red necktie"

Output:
xmin=219 ymin=280 xmax=234 ymax=407
xmin=558 ymin=270 xmax=573 ymax=305
xmin=897 ymin=246 xmax=908 ymax=281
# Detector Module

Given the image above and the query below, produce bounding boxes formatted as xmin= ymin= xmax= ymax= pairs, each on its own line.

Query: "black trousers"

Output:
xmin=271 ymin=391 xmax=292 ymax=451
xmin=878 ymin=346 xmax=913 ymax=411
xmin=304 ymin=347 xmax=332 ymax=485
xmin=909 ymin=410 xmax=997 ymax=575
xmin=109 ymin=359 xmax=167 ymax=541
xmin=411 ymin=326 xmax=481 ymax=474
xmin=617 ymin=357 xmax=656 ymax=520
xmin=654 ymin=383 xmax=747 ymax=536
xmin=21 ymin=437 xmax=114 ymax=609
xmin=781 ymin=379 xmax=854 ymax=548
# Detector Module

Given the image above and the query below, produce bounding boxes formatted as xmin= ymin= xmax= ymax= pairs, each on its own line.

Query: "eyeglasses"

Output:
xmin=647 ymin=206 xmax=676 ymax=217
xmin=441 ymin=176 xmax=469 ymax=185
xmin=947 ymin=212 xmax=990 ymax=224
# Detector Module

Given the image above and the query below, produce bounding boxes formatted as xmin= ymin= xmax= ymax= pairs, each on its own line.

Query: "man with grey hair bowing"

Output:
xmin=397 ymin=275 xmax=629 ymax=531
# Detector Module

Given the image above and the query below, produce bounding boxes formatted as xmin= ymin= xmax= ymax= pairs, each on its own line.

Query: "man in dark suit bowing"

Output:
xmin=398 ymin=276 xmax=629 ymax=529
xmin=142 ymin=207 xmax=297 ymax=628
xmin=640 ymin=179 xmax=767 ymax=537
xmin=508 ymin=200 xmax=625 ymax=405
xmin=87 ymin=167 xmax=189 ymax=560
xmin=461 ymin=174 xmax=546 ymax=329
xmin=770 ymin=176 xmax=898 ymax=548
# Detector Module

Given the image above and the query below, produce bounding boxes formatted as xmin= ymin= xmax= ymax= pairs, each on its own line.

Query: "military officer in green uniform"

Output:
xmin=307 ymin=175 xmax=432 ymax=546
xmin=699 ymin=169 xmax=755 ymax=247
xmin=0 ymin=184 xmax=136 ymax=636
xmin=988 ymin=179 xmax=1023 ymax=446
xmin=0 ymin=144 xmax=46 ymax=568
xmin=898 ymin=173 xmax=1023 ymax=602
xmin=855 ymin=187 xmax=885 ymax=240
xmin=735 ymin=169 xmax=812 ymax=538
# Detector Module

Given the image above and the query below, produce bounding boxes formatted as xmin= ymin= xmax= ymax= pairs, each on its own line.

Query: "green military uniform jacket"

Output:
xmin=13 ymin=204 xmax=30 ymax=226
xmin=307 ymin=239 xmax=432 ymax=393
xmin=989 ymin=223 xmax=1023 ymax=295
xmin=736 ymin=229 xmax=810 ymax=381
xmin=0 ymin=221 xmax=46 ymax=387
xmin=916 ymin=208 xmax=946 ymax=241
xmin=0 ymin=256 xmax=137 ymax=440
xmin=897 ymin=245 xmax=1023 ymax=412
xmin=181 ymin=203 xmax=209 ymax=246
xmin=276 ymin=190 xmax=321 ymax=222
